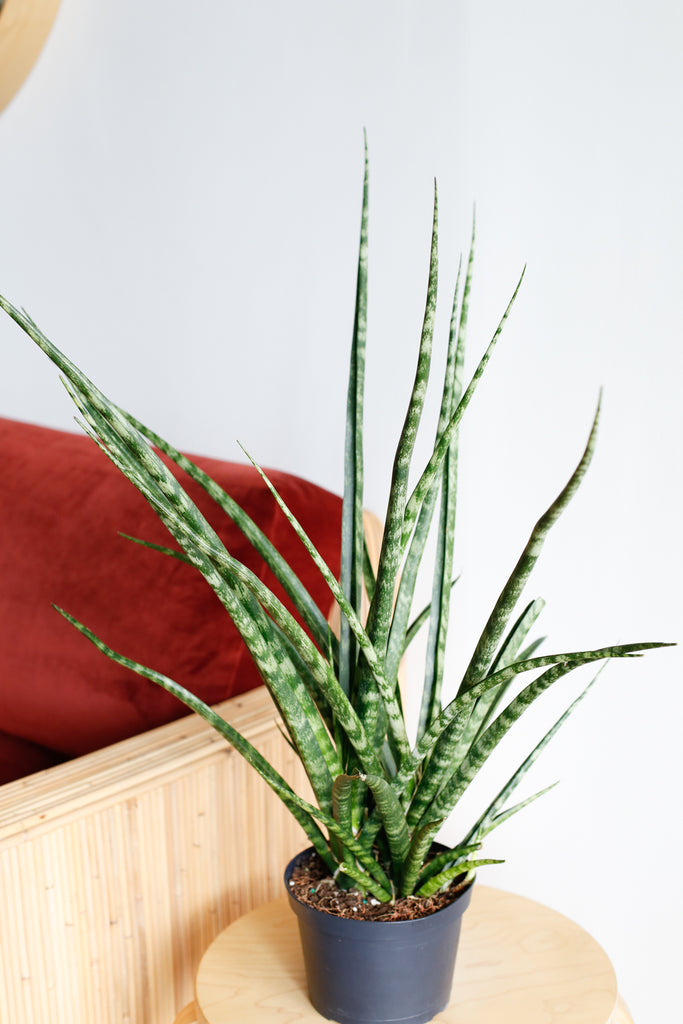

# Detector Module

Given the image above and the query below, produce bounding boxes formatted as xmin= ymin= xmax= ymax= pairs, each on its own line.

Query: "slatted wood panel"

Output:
xmin=0 ymin=688 xmax=310 ymax=1024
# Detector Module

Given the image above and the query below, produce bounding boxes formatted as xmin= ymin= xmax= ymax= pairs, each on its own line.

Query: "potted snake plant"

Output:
xmin=0 ymin=149 xmax=670 ymax=1024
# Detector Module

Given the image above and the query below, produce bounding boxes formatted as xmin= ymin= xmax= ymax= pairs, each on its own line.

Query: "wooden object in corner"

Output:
xmin=0 ymin=686 xmax=312 ymax=1024
xmin=0 ymin=0 xmax=61 ymax=113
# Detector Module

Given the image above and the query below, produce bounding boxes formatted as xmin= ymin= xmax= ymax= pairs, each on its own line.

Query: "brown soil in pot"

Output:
xmin=288 ymin=850 xmax=470 ymax=921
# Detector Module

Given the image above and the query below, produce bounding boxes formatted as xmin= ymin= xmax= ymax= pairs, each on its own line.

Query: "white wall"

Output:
xmin=1 ymin=2 xmax=680 ymax=1021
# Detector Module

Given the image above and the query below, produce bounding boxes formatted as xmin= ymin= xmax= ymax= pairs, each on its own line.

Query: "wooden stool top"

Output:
xmin=193 ymin=885 xmax=623 ymax=1023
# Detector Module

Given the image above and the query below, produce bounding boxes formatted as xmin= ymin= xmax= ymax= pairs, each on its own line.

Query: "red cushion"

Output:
xmin=0 ymin=417 xmax=342 ymax=779
xmin=0 ymin=730 xmax=66 ymax=783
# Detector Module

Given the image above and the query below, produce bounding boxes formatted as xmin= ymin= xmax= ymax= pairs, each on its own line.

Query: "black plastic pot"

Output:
xmin=284 ymin=848 xmax=473 ymax=1024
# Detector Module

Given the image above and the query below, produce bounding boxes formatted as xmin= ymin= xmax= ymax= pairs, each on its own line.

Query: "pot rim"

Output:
xmin=284 ymin=845 xmax=474 ymax=928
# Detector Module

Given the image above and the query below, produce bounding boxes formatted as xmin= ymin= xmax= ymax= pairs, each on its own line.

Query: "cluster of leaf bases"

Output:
xmin=0 ymin=154 xmax=670 ymax=903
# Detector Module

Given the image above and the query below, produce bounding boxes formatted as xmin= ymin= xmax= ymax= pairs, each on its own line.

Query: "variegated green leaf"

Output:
xmin=55 ymin=606 xmax=338 ymax=871
xmin=362 ymin=536 xmax=377 ymax=604
xmin=413 ymin=842 xmax=482 ymax=890
xmin=385 ymin=245 xmax=466 ymax=685
xmin=397 ymin=639 xmax=667 ymax=815
xmin=459 ymin=402 xmax=600 ymax=695
xmin=477 ymin=783 xmax=559 ymax=839
xmin=330 ymin=773 xmax=360 ymax=868
xmin=354 ymin=184 xmax=439 ymax=741
xmin=55 ymin=606 xmax=396 ymax=896
xmin=340 ymin=138 xmax=369 ymax=703
xmin=66 ymin=387 xmax=343 ymax=811
xmin=461 ymin=666 xmax=606 ymax=846
xmin=400 ymin=819 xmax=444 ymax=896
xmin=71 ymin=378 xmax=394 ymax=790
xmin=332 ymin=774 xmax=362 ymax=830
xmin=118 ymin=533 xmax=193 ymax=563
xmin=240 ymin=446 xmax=410 ymax=763
xmin=76 ymin=456 xmax=352 ymax=836
xmin=389 ymin=671 xmax=509 ymax=806
xmin=119 ymin=521 xmax=342 ymax=744
xmin=336 ymin=859 xmax=393 ymax=903
xmin=490 ymin=599 xmax=546 ymax=674
xmin=418 ymin=643 xmax=670 ymax=829
xmin=402 ymin=576 xmax=459 ymax=655
xmin=406 ymin=705 xmax=475 ymax=827
xmin=418 ymin=223 xmax=473 ymax=737
xmin=120 ymin=410 xmax=335 ymax=655
xmin=360 ymin=772 xmax=411 ymax=870
xmin=416 ymin=858 xmax=503 ymax=897
xmin=401 ymin=267 xmax=526 ymax=548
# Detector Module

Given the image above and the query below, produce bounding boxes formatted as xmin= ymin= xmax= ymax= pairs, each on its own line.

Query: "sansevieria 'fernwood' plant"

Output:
xmin=0 ymin=153 xmax=671 ymax=905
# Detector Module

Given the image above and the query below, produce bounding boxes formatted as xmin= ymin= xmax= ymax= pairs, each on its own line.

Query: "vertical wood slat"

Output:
xmin=0 ymin=687 xmax=311 ymax=1024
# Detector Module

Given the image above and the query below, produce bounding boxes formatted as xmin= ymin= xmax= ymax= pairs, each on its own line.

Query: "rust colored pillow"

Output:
xmin=0 ymin=417 xmax=342 ymax=781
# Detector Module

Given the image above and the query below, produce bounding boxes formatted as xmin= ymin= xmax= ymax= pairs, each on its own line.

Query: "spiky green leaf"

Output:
xmin=399 ymin=819 xmax=444 ymax=896
xmin=419 ymin=643 xmax=671 ymax=829
xmin=402 ymin=267 xmax=526 ymax=547
xmin=459 ymin=401 xmax=600 ymax=694
xmin=120 ymin=410 xmax=335 ymax=655
xmin=354 ymin=184 xmax=439 ymax=740
xmin=418 ymin=223 xmax=473 ymax=736
xmin=240 ymin=446 xmax=411 ymax=763
xmin=462 ymin=666 xmax=607 ymax=846
xmin=340 ymin=138 xmax=369 ymax=702
xmin=413 ymin=843 xmax=483 ymax=890
xmin=416 ymin=859 xmax=503 ymax=897
xmin=360 ymin=772 xmax=411 ymax=869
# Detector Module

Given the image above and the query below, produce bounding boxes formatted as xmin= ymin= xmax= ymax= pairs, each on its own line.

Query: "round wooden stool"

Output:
xmin=174 ymin=885 xmax=634 ymax=1024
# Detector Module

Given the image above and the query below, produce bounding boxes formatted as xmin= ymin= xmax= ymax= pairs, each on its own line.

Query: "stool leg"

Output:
xmin=610 ymin=994 xmax=635 ymax=1024
xmin=173 ymin=1002 xmax=198 ymax=1024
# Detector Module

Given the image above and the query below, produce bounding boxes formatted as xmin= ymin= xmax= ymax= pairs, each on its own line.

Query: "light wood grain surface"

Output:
xmin=193 ymin=886 xmax=628 ymax=1024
